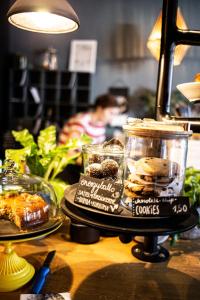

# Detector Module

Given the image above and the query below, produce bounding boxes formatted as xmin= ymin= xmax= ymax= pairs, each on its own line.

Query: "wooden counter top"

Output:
xmin=0 ymin=219 xmax=200 ymax=300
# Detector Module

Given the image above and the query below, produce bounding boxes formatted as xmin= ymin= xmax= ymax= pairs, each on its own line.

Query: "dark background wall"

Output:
xmin=0 ymin=0 xmax=199 ymax=157
xmin=7 ymin=0 xmax=200 ymax=103
xmin=0 ymin=1 xmax=10 ymax=155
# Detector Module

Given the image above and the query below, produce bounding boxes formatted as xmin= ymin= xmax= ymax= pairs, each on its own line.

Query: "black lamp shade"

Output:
xmin=7 ymin=0 xmax=80 ymax=34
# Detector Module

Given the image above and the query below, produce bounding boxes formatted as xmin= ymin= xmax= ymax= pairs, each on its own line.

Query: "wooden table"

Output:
xmin=1 ymin=219 xmax=200 ymax=300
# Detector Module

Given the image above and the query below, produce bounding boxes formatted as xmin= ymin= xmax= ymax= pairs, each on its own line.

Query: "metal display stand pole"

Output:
xmin=132 ymin=236 xmax=169 ymax=263
xmin=119 ymin=235 xmax=169 ymax=263
xmin=156 ymin=0 xmax=200 ymax=123
xmin=119 ymin=234 xmax=169 ymax=262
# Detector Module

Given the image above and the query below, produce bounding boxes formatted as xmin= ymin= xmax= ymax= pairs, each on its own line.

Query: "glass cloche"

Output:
xmin=0 ymin=160 xmax=62 ymax=236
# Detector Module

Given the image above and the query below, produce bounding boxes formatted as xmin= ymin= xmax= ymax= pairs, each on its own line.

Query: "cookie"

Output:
xmin=124 ymin=187 xmax=140 ymax=198
xmin=124 ymin=180 xmax=158 ymax=197
xmin=127 ymin=173 xmax=173 ymax=186
xmin=124 ymin=180 xmax=146 ymax=192
xmin=135 ymin=157 xmax=178 ymax=177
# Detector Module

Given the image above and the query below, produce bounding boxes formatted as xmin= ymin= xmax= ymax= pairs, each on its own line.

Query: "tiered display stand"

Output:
xmin=62 ymin=185 xmax=198 ymax=263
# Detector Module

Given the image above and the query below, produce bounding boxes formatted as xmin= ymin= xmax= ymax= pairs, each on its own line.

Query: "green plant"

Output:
xmin=5 ymin=125 xmax=91 ymax=206
xmin=183 ymin=167 xmax=200 ymax=209
xmin=170 ymin=167 xmax=200 ymax=244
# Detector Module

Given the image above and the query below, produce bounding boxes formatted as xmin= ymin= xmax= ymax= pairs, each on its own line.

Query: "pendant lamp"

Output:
xmin=7 ymin=0 xmax=80 ymax=34
xmin=147 ymin=8 xmax=190 ymax=66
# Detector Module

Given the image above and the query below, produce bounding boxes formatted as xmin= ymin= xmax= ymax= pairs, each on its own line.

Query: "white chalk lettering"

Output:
xmin=135 ymin=205 xmax=160 ymax=215
xmin=80 ymin=178 xmax=116 ymax=194
xmin=77 ymin=189 xmax=116 ymax=205
xmin=91 ymin=201 xmax=109 ymax=211
xmin=110 ymin=204 xmax=119 ymax=212
xmin=76 ymin=196 xmax=91 ymax=206
xmin=135 ymin=198 xmax=160 ymax=205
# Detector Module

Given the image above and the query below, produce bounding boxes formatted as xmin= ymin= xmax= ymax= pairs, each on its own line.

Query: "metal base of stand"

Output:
xmin=119 ymin=235 xmax=170 ymax=262
xmin=132 ymin=236 xmax=169 ymax=263
xmin=62 ymin=190 xmax=199 ymax=263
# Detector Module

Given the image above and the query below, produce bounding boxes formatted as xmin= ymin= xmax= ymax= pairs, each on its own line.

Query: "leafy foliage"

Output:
xmin=5 ymin=126 xmax=91 ymax=205
xmin=183 ymin=167 xmax=200 ymax=207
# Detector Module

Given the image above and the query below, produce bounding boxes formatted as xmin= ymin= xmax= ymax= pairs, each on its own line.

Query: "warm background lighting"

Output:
xmin=147 ymin=8 xmax=190 ymax=66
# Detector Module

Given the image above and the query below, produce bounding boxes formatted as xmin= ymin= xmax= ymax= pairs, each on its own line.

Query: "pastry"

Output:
xmin=124 ymin=156 xmax=180 ymax=199
xmin=101 ymin=159 xmax=119 ymax=177
xmin=124 ymin=188 xmax=139 ymax=198
xmin=0 ymin=192 xmax=49 ymax=229
xmin=134 ymin=157 xmax=178 ymax=177
xmin=128 ymin=173 xmax=174 ymax=186
xmin=88 ymin=154 xmax=102 ymax=164
xmin=86 ymin=163 xmax=103 ymax=179
xmin=124 ymin=180 xmax=158 ymax=198
xmin=86 ymin=157 xmax=120 ymax=180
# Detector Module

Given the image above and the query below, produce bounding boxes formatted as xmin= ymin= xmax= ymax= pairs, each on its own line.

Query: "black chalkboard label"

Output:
xmin=74 ymin=175 xmax=123 ymax=214
xmin=132 ymin=196 xmax=190 ymax=217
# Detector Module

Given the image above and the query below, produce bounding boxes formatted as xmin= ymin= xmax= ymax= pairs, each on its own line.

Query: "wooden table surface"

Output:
xmin=0 ymin=219 xmax=200 ymax=300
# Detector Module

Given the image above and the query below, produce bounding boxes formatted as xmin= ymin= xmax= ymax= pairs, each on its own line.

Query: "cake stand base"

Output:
xmin=0 ymin=242 xmax=35 ymax=292
xmin=131 ymin=236 xmax=169 ymax=263
xmin=62 ymin=191 xmax=199 ymax=262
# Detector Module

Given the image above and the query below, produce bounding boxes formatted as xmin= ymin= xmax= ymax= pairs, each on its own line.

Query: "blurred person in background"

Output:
xmin=58 ymin=93 xmax=121 ymax=184
xmin=59 ymin=93 xmax=120 ymax=144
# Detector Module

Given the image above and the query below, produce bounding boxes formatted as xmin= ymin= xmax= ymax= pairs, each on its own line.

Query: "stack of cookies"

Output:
xmin=124 ymin=157 xmax=180 ymax=198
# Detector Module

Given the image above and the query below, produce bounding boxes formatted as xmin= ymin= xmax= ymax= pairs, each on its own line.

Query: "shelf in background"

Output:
xmin=7 ymin=69 xmax=92 ymax=132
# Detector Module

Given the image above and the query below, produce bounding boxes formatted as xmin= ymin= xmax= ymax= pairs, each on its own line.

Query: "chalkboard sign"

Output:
xmin=74 ymin=175 xmax=123 ymax=214
xmin=132 ymin=196 xmax=190 ymax=217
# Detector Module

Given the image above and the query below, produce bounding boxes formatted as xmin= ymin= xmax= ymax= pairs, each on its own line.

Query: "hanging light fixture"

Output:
xmin=7 ymin=0 xmax=80 ymax=34
xmin=147 ymin=8 xmax=190 ymax=66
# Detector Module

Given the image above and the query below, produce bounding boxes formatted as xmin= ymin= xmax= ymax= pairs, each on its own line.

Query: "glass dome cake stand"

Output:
xmin=0 ymin=162 xmax=63 ymax=292
xmin=62 ymin=184 xmax=198 ymax=263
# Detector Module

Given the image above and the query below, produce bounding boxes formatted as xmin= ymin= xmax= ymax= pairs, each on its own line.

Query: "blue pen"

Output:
xmin=32 ymin=250 xmax=56 ymax=294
